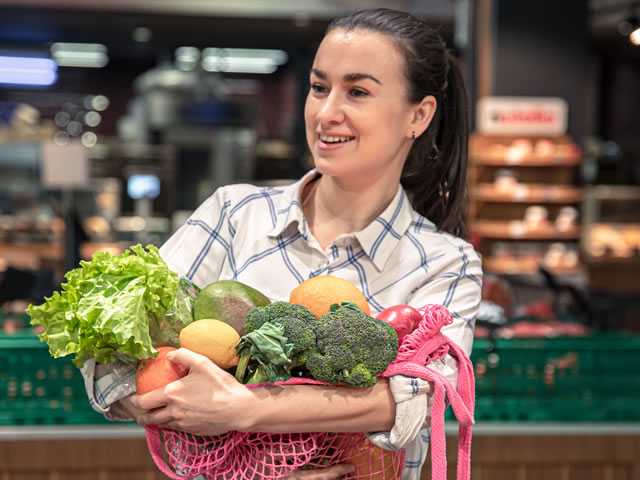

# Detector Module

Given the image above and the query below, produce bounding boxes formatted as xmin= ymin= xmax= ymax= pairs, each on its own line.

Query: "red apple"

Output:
xmin=376 ymin=305 xmax=422 ymax=344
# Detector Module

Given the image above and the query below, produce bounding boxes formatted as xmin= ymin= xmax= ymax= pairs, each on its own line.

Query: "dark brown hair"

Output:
xmin=327 ymin=8 xmax=470 ymax=237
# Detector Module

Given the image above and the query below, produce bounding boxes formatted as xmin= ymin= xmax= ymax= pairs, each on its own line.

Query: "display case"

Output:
xmin=469 ymin=133 xmax=584 ymax=277
xmin=581 ymin=185 xmax=640 ymax=296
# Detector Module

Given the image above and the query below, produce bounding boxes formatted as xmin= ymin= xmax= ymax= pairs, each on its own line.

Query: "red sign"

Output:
xmin=476 ymin=97 xmax=568 ymax=136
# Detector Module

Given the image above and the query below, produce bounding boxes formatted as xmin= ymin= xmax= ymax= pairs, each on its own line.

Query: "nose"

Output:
xmin=316 ymin=91 xmax=345 ymax=125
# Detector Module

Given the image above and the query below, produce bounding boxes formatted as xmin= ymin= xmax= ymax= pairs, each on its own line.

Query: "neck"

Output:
xmin=303 ymin=173 xmax=400 ymax=250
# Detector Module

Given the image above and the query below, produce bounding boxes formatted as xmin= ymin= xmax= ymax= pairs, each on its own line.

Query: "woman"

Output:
xmin=82 ymin=8 xmax=482 ymax=479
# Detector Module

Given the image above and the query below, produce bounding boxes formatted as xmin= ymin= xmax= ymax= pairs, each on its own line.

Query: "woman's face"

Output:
xmin=304 ymin=28 xmax=417 ymax=182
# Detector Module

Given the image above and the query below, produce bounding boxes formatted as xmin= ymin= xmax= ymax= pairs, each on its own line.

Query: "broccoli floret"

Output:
xmin=236 ymin=301 xmax=318 ymax=383
xmin=245 ymin=301 xmax=320 ymax=333
xmin=306 ymin=304 xmax=398 ymax=388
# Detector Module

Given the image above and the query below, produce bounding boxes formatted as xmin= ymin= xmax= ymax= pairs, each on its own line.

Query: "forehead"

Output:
xmin=313 ymin=28 xmax=405 ymax=80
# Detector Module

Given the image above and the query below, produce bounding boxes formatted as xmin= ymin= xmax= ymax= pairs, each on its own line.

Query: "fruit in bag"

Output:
xmin=136 ymin=347 xmax=189 ymax=394
xmin=289 ymin=275 xmax=370 ymax=318
xmin=193 ymin=280 xmax=270 ymax=336
xmin=179 ymin=318 xmax=240 ymax=369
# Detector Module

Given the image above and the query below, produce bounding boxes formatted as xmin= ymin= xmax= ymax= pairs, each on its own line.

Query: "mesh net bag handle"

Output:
xmin=146 ymin=425 xmax=183 ymax=479
xmin=382 ymin=304 xmax=475 ymax=480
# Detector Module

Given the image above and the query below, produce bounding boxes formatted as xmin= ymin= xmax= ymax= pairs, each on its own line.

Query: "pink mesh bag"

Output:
xmin=144 ymin=304 xmax=475 ymax=480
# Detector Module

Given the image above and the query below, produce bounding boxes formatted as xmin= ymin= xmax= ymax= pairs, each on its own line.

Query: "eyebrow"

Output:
xmin=310 ymin=68 xmax=383 ymax=86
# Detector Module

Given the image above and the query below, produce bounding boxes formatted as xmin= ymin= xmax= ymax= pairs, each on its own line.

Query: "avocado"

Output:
xmin=193 ymin=280 xmax=270 ymax=336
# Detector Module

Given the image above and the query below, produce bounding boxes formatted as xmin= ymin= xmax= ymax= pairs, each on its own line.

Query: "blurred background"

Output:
xmin=0 ymin=0 xmax=639 ymax=479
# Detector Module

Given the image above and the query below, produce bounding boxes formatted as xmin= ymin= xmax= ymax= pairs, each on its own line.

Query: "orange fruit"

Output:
xmin=289 ymin=275 xmax=370 ymax=319
xmin=135 ymin=346 xmax=189 ymax=394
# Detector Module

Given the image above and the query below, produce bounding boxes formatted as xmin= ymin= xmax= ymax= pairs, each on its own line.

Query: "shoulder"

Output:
xmin=407 ymin=214 xmax=482 ymax=271
xmin=196 ymin=182 xmax=289 ymax=218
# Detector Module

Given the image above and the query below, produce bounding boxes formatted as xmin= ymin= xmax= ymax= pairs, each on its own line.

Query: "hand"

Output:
xmin=129 ymin=348 xmax=255 ymax=436
xmin=283 ymin=464 xmax=355 ymax=479
xmin=117 ymin=394 xmax=146 ymax=422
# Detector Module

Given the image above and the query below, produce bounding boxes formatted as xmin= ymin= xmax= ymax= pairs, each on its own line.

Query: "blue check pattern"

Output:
xmin=82 ymin=169 xmax=482 ymax=480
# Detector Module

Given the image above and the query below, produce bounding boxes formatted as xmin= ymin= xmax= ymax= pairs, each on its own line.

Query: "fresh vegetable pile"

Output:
xmin=27 ymin=248 xmax=451 ymax=480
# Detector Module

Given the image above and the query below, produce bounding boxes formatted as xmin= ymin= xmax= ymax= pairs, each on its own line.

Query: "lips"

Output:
xmin=316 ymin=133 xmax=356 ymax=151
xmin=318 ymin=134 xmax=355 ymax=144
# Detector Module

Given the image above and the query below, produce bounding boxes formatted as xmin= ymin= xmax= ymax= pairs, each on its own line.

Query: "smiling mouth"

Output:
xmin=318 ymin=134 xmax=355 ymax=144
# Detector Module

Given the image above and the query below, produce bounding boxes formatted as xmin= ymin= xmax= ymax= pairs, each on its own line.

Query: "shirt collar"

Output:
xmin=268 ymin=169 xmax=416 ymax=270
xmin=268 ymin=169 xmax=320 ymax=241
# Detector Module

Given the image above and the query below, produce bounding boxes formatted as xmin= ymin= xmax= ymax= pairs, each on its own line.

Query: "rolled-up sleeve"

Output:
xmin=367 ymin=241 xmax=482 ymax=450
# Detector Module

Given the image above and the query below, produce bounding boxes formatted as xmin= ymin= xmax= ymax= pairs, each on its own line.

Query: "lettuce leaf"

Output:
xmin=27 ymin=244 xmax=180 ymax=368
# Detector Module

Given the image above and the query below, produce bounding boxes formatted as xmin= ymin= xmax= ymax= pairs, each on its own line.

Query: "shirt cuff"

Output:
xmin=80 ymin=358 xmax=137 ymax=422
xmin=366 ymin=374 xmax=433 ymax=451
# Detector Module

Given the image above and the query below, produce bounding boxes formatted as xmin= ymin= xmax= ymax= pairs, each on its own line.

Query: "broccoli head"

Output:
xmin=236 ymin=301 xmax=318 ymax=383
xmin=306 ymin=303 xmax=399 ymax=388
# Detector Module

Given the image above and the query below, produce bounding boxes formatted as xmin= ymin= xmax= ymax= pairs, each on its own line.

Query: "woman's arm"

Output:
xmin=130 ymin=348 xmax=395 ymax=436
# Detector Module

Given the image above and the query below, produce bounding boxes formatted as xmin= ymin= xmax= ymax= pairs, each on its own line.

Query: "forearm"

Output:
xmin=244 ymin=377 xmax=395 ymax=434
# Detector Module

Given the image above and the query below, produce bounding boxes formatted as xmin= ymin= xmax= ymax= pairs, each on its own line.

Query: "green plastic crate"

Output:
xmin=0 ymin=330 xmax=112 ymax=425
xmin=449 ymin=333 xmax=640 ymax=422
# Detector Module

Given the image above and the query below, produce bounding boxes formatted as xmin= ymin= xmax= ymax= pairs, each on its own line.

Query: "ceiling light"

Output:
xmin=618 ymin=8 xmax=640 ymax=46
xmin=51 ymin=43 xmax=109 ymax=68
xmin=630 ymin=25 xmax=640 ymax=45
xmin=200 ymin=48 xmax=287 ymax=74
xmin=0 ymin=56 xmax=57 ymax=86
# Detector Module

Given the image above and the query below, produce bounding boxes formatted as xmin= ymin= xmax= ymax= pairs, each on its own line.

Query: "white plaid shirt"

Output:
xmin=81 ymin=169 xmax=482 ymax=479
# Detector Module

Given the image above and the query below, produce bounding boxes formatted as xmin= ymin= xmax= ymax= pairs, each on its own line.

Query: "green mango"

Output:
xmin=193 ymin=280 xmax=270 ymax=336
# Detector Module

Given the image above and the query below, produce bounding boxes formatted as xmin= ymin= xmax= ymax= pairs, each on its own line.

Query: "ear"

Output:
xmin=406 ymin=95 xmax=437 ymax=139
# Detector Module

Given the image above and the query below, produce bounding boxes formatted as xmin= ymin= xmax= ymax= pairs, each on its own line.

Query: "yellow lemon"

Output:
xmin=179 ymin=319 xmax=240 ymax=369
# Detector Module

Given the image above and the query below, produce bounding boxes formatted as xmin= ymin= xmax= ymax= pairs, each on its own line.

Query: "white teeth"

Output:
xmin=319 ymin=134 xmax=354 ymax=143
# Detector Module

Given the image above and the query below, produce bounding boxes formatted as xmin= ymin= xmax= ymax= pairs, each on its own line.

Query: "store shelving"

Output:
xmin=580 ymin=185 xmax=640 ymax=293
xmin=482 ymin=257 xmax=584 ymax=276
xmin=468 ymin=134 xmax=584 ymax=279
xmin=471 ymin=220 xmax=580 ymax=240
xmin=471 ymin=184 xmax=583 ymax=204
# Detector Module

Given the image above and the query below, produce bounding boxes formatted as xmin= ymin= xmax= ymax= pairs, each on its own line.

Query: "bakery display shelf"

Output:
xmin=470 ymin=153 xmax=581 ymax=167
xmin=583 ymin=255 xmax=640 ymax=266
xmin=472 ymin=184 xmax=583 ymax=203
xmin=0 ymin=242 xmax=127 ymax=273
xmin=482 ymin=257 xmax=584 ymax=276
xmin=471 ymin=220 xmax=580 ymax=240
xmin=0 ymin=242 xmax=64 ymax=261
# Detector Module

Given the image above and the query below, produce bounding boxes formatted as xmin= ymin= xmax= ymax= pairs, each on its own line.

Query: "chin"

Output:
xmin=310 ymin=158 xmax=344 ymax=178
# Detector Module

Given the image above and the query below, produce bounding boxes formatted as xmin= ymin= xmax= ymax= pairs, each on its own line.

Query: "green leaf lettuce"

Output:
xmin=26 ymin=244 xmax=180 ymax=368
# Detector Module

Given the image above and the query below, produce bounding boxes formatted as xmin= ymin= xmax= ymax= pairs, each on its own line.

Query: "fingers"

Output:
xmin=285 ymin=464 xmax=355 ymax=479
xmin=118 ymin=395 xmax=146 ymax=420
xmin=322 ymin=464 xmax=356 ymax=479
xmin=128 ymin=386 xmax=170 ymax=411
xmin=137 ymin=405 xmax=186 ymax=427
xmin=168 ymin=348 xmax=222 ymax=373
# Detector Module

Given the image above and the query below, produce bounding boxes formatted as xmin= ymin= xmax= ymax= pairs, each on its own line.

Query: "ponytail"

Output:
xmin=401 ymin=55 xmax=469 ymax=238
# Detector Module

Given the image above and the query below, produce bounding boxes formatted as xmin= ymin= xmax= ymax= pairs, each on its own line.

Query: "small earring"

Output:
xmin=411 ymin=131 xmax=416 ymax=140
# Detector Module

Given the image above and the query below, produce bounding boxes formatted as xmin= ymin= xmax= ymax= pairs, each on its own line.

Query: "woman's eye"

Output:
xmin=350 ymin=88 xmax=368 ymax=98
xmin=310 ymin=84 xmax=327 ymax=94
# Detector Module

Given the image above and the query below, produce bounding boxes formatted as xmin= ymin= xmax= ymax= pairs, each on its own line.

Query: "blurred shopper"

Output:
xmin=82 ymin=8 xmax=482 ymax=479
